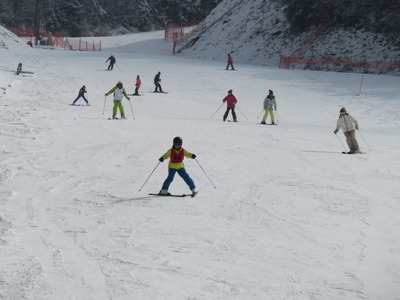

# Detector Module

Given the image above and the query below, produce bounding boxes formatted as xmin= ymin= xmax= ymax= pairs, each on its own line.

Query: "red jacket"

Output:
xmin=223 ymin=94 xmax=237 ymax=108
xmin=228 ymin=55 xmax=233 ymax=64
xmin=136 ymin=77 xmax=141 ymax=88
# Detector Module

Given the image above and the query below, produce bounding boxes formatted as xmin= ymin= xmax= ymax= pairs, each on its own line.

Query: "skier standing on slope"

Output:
xmin=226 ymin=53 xmax=235 ymax=70
xmin=106 ymin=55 xmax=116 ymax=71
xmin=154 ymin=72 xmax=163 ymax=92
xmin=16 ymin=63 xmax=22 ymax=75
xmin=134 ymin=75 xmax=141 ymax=95
xmin=158 ymin=136 xmax=197 ymax=196
xmin=222 ymin=89 xmax=238 ymax=122
xmin=334 ymin=107 xmax=361 ymax=154
xmin=105 ymin=81 xmax=130 ymax=119
xmin=71 ymin=85 xmax=89 ymax=105
xmin=261 ymin=89 xmax=277 ymax=125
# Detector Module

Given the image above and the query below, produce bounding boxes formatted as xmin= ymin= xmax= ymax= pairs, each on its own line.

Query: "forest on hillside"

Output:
xmin=1 ymin=0 xmax=399 ymax=39
xmin=0 ymin=0 xmax=222 ymax=36
xmin=281 ymin=0 xmax=400 ymax=39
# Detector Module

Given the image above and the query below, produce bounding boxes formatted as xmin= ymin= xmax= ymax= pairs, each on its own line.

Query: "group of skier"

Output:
xmin=220 ymin=88 xmax=277 ymax=125
xmin=68 ymin=53 xmax=362 ymax=197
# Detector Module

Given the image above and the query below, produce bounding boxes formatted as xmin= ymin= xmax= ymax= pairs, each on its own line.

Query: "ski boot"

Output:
xmin=158 ymin=190 xmax=171 ymax=196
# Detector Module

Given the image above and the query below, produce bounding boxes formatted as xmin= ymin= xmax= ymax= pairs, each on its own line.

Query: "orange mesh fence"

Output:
xmin=165 ymin=21 xmax=204 ymax=54
xmin=279 ymin=20 xmax=399 ymax=72
xmin=165 ymin=21 xmax=202 ymax=41
xmin=291 ymin=20 xmax=331 ymax=58
xmin=4 ymin=26 xmax=101 ymax=51
xmin=64 ymin=38 xmax=101 ymax=51
xmin=280 ymin=56 xmax=400 ymax=70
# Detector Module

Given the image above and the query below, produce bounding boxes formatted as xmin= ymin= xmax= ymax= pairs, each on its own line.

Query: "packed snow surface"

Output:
xmin=1 ymin=28 xmax=400 ymax=299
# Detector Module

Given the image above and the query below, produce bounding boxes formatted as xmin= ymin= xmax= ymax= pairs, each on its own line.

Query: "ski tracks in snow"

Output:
xmin=0 ymin=68 xmax=109 ymax=299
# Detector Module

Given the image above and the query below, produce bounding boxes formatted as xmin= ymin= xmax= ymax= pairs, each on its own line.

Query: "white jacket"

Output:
xmin=113 ymin=87 xmax=125 ymax=100
xmin=263 ymin=95 xmax=276 ymax=110
xmin=336 ymin=114 xmax=358 ymax=132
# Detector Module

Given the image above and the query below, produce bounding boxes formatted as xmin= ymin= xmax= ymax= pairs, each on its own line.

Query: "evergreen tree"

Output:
xmin=0 ymin=0 xmax=223 ymax=35
xmin=136 ymin=0 xmax=152 ymax=30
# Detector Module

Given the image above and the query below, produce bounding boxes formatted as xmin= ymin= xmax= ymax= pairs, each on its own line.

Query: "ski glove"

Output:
xmin=127 ymin=97 xmax=130 ymax=101
xmin=355 ymin=125 xmax=359 ymax=130
xmin=159 ymin=157 xmax=164 ymax=162
xmin=191 ymin=154 xmax=196 ymax=159
xmin=334 ymin=129 xmax=338 ymax=134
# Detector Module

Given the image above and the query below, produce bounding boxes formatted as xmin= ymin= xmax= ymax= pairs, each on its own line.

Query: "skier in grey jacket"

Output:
xmin=261 ymin=90 xmax=277 ymax=125
xmin=334 ymin=107 xmax=360 ymax=154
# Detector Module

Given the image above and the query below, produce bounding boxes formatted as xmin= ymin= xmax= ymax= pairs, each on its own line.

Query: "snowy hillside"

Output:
xmin=1 ymin=26 xmax=400 ymax=299
xmin=179 ymin=0 xmax=400 ymax=75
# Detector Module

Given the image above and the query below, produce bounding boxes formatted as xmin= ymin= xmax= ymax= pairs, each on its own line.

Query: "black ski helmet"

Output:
xmin=173 ymin=136 xmax=182 ymax=146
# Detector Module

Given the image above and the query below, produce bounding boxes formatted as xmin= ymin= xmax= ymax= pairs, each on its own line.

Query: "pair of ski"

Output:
xmin=149 ymin=193 xmax=197 ymax=198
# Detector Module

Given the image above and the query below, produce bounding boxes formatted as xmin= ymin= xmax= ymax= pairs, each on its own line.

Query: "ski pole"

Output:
xmin=210 ymin=103 xmax=224 ymax=119
xmin=356 ymin=74 xmax=365 ymax=96
xmin=128 ymin=99 xmax=135 ymax=119
xmin=275 ymin=110 xmax=278 ymax=123
xmin=195 ymin=158 xmax=216 ymax=189
xmin=257 ymin=109 xmax=264 ymax=119
xmin=357 ymin=129 xmax=372 ymax=151
xmin=335 ymin=133 xmax=347 ymax=152
xmin=235 ymin=105 xmax=248 ymax=120
xmin=139 ymin=162 xmax=161 ymax=191
xmin=102 ymin=96 xmax=107 ymax=114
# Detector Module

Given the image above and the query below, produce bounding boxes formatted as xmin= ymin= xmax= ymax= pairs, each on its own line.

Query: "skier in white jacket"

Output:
xmin=334 ymin=107 xmax=360 ymax=154
xmin=105 ymin=81 xmax=130 ymax=119
xmin=261 ymin=90 xmax=277 ymax=125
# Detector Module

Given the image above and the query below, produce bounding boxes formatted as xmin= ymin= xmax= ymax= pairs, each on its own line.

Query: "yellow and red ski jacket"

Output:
xmin=161 ymin=147 xmax=193 ymax=169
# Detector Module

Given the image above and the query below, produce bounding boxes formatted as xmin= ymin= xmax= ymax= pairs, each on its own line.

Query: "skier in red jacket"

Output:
xmin=222 ymin=89 xmax=238 ymax=122
xmin=226 ymin=54 xmax=235 ymax=70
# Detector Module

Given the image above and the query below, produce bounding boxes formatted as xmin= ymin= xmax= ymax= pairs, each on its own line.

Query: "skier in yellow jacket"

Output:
xmin=158 ymin=136 xmax=197 ymax=196
xmin=105 ymin=81 xmax=130 ymax=119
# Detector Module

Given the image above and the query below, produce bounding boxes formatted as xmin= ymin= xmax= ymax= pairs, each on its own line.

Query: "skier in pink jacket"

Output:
xmin=134 ymin=75 xmax=141 ymax=95
xmin=222 ymin=89 xmax=238 ymax=122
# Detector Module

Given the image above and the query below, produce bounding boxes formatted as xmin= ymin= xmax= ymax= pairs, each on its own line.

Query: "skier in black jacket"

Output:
xmin=154 ymin=72 xmax=163 ymax=92
xmin=106 ymin=55 xmax=116 ymax=71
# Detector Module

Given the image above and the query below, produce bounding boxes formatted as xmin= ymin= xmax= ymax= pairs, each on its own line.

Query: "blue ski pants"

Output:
xmin=72 ymin=94 xmax=89 ymax=104
xmin=162 ymin=167 xmax=196 ymax=191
